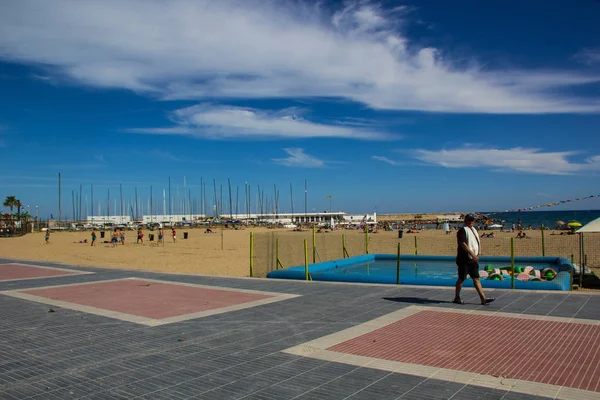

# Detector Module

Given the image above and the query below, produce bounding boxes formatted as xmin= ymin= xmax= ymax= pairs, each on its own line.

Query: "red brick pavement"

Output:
xmin=0 ymin=263 xmax=79 ymax=281
xmin=21 ymin=279 xmax=274 ymax=319
xmin=328 ymin=310 xmax=600 ymax=392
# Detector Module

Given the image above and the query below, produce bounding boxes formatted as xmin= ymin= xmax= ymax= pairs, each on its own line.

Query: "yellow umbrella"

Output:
xmin=567 ymin=221 xmax=582 ymax=228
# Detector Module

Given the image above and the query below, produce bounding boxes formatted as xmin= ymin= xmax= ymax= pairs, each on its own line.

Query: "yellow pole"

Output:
xmin=396 ymin=242 xmax=401 ymax=285
xmin=276 ymin=237 xmax=280 ymax=269
xmin=365 ymin=226 xmax=369 ymax=254
xmin=249 ymin=232 xmax=254 ymax=278
xmin=414 ymin=236 xmax=418 ymax=255
xmin=541 ymin=224 xmax=545 ymax=256
xmin=312 ymin=225 xmax=316 ymax=263
xmin=510 ymin=237 xmax=515 ymax=290
xmin=570 ymin=253 xmax=574 ymax=291
xmin=304 ymin=239 xmax=309 ymax=280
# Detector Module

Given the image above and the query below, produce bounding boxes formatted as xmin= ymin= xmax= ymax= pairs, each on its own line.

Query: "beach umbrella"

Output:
xmin=567 ymin=221 xmax=582 ymax=228
xmin=488 ymin=224 xmax=503 ymax=229
xmin=556 ymin=220 xmax=565 ymax=226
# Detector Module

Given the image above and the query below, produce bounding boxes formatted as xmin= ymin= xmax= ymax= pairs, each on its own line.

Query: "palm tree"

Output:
xmin=3 ymin=196 xmax=17 ymax=213
xmin=15 ymin=200 xmax=22 ymax=218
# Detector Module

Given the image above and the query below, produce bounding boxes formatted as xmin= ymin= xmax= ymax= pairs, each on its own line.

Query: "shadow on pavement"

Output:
xmin=383 ymin=296 xmax=452 ymax=304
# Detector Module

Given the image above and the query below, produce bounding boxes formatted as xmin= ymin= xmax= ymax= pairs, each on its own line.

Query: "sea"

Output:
xmin=480 ymin=210 xmax=600 ymax=229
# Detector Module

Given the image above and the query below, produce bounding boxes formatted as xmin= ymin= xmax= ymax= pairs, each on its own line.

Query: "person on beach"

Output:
xmin=453 ymin=214 xmax=494 ymax=306
xmin=172 ymin=227 xmax=176 ymax=243
xmin=111 ymin=230 xmax=118 ymax=248
xmin=442 ymin=221 xmax=450 ymax=235
xmin=158 ymin=227 xmax=164 ymax=245
xmin=120 ymin=228 xmax=125 ymax=245
xmin=137 ymin=228 xmax=144 ymax=244
xmin=91 ymin=229 xmax=97 ymax=246
xmin=44 ymin=229 xmax=50 ymax=244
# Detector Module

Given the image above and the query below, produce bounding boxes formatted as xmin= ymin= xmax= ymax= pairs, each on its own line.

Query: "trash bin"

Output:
xmin=398 ymin=230 xmax=403 ymax=239
xmin=100 ymin=231 xmax=105 ymax=238
xmin=149 ymin=234 xmax=154 ymax=241
xmin=183 ymin=232 xmax=189 ymax=239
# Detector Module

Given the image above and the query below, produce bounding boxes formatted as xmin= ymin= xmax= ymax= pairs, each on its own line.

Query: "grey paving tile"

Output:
xmin=0 ymin=259 xmax=597 ymax=400
xmin=448 ymin=384 xmax=509 ymax=400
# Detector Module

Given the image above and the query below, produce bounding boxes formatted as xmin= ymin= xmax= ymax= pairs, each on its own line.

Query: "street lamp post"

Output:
xmin=35 ymin=206 xmax=38 ymax=232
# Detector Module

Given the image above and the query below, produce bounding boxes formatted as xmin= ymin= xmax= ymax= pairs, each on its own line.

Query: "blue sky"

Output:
xmin=1 ymin=0 xmax=600 ymax=218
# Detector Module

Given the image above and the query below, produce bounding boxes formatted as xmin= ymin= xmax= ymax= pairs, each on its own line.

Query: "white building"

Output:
xmin=225 ymin=211 xmax=377 ymax=225
xmin=341 ymin=213 xmax=378 ymax=225
xmin=85 ymin=211 xmax=377 ymax=226
xmin=87 ymin=216 xmax=131 ymax=225
xmin=142 ymin=214 xmax=205 ymax=224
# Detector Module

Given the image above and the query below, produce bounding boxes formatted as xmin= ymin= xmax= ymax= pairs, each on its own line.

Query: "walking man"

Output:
xmin=454 ymin=214 xmax=495 ymax=305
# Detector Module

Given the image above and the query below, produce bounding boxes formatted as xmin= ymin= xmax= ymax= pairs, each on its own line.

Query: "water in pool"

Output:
xmin=267 ymin=254 xmax=574 ymax=290
xmin=313 ymin=259 xmax=559 ymax=280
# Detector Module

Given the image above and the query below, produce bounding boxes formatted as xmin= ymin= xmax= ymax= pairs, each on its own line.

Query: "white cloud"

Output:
xmin=574 ymin=48 xmax=600 ymax=66
xmin=411 ymin=146 xmax=600 ymax=175
xmin=129 ymin=104 xmax=388 ymax=139
xmin=372 ymin=155 xmax=399 ymax=165
xmin=272 ymin=148 xmax=325 ymax=168
xmin=0 ymin=1 xmax=598 ymax=114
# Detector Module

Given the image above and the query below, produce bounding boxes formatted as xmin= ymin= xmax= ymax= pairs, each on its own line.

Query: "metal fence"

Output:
xmin=251 ymin=229 xmax=599 ymax=282
xmin=0 ymin=217 xmax=31 ymax=237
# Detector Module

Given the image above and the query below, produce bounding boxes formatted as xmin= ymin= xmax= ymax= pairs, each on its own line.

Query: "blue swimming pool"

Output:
xmin=267 ymin=254 xmax=574 ymax=291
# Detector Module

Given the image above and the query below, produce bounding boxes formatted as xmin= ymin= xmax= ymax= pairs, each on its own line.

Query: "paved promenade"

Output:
xmin=1 ymin=259 xmax=599 ymax=400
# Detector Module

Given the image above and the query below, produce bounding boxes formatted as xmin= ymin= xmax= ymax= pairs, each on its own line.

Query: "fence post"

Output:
xmin=304 ymin=239 xmax=309 ymax=281
xmin=249 ymin=232 xmax=254 ymax=278
xmin=275 ymin=237 xmax=285 ymax=270
xmin=579 ymin=233 xmax=585 ymax=289
xmin=541 ymin=224 xmax=545 ymax=256
xmin=342 ymin=233 xmax=349 ymax=258
xmin=510 ymin=237 xmax=515 ymax=290
xmin=396 ymin=242 xmax=401 ymax=285
xmin=414 ymin=236 xmax=418 ymax=255
xmin=365 ymin=226 xmax=369 ymax=254
xmin=312 ymin=226 xmax=316 ymax=263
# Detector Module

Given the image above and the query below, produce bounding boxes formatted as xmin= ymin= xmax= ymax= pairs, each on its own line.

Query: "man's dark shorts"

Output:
xmin=456 ymin=260 xmax=480 ymax=280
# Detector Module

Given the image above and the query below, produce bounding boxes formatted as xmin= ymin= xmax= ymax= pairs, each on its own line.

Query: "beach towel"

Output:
xmin=463 ymin=226 xmax=480 ymax=259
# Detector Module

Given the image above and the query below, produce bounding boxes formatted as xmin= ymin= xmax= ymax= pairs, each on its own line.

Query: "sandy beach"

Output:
xmin=0 ymin=227 xmax=596 ymax=278
xmin=0 ymin=228 xmax=254 ymax=277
